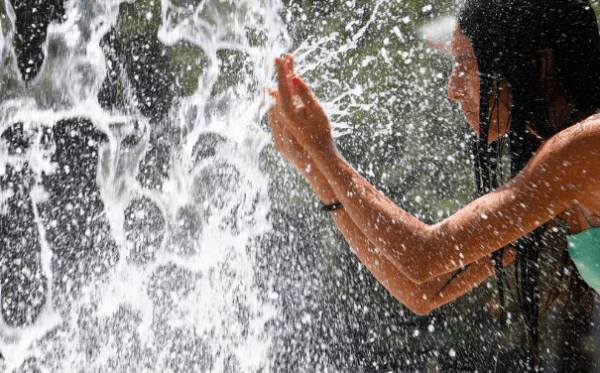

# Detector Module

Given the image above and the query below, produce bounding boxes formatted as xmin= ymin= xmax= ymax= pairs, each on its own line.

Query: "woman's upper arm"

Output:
xmin=415 ymin=121 xmax=600 ymax=281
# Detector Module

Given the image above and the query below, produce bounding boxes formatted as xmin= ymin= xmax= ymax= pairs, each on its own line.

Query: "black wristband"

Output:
xmin=320 ymin=201 xmax=343 ymax=211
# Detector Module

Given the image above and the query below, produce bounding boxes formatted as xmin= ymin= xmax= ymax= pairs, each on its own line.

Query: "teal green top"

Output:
xmin=567 ymin=205 xmax=600 ymax=293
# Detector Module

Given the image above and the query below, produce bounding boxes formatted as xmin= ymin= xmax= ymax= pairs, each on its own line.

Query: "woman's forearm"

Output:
xmin=296 ymin=160 xmax=513 ymax=315
xmin=331 ymin=208 xmax=515 ymax=315
xmin=310 ymin=145 xmax=441 ymax=282
xmin=309 ymin=144 xmax=535 ymax=284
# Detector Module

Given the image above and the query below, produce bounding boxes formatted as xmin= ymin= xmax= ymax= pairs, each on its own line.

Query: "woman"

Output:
xmin=269 ymin=0 xmax=600 ymax=329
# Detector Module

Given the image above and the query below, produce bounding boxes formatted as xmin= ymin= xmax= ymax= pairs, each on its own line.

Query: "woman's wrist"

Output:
xmin=299 ymin=161 xmax=339 ymax=206
xmin=320 ymin=201 xmax=343 ymax=211
xmin=309 ymin=143 xmax=344 ymax=183
xmin=305 ymin=140 xmax=338 ymax=167
xmin=305 ymin=174 xmax=337 ymax=204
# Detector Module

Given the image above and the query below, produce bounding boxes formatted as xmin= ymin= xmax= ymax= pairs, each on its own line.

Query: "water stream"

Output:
xmin=1 ymin=0 xmax=288 ymax=371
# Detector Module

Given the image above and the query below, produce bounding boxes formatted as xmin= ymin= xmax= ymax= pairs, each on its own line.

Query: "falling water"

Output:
xmin=1 ymin=0 xmax=288 ymax=371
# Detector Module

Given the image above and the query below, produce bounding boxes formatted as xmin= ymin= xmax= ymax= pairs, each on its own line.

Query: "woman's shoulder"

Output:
xmin=539 ymin=114 xmax=600 ymax=156
xmin=520 ymin=114 xmax=600 ymax=195
xmin=569 ymin=113 xmax=600 ymax=136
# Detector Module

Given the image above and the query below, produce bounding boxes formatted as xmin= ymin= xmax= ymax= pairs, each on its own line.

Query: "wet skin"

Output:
xmin=268 ymin=29 xmax=600 ymax=315
xmin=447 ymin=26 xmax=511 ymax=142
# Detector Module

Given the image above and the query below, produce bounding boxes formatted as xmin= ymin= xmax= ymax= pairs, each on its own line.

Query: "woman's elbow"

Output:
xmin=403 ymin=299 xmax=438 ymax=316
xmin=397 ymin=232 xmax=445 ymax=284
xmin=403 ymin=263 xmax=435 ymax=285
xmin=391 ymin=287 xmax=441 ymax=316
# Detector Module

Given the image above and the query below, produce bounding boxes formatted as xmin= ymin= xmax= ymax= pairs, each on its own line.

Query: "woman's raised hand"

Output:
xmin=271 ymin=54 xmax=335 ymax=156
xmin=268 ymin=82 xmax=338 ymax=204
xmin=268 ymin=92 xmax=313 ymax=173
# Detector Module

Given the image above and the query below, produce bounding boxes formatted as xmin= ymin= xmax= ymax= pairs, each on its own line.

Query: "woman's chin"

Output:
xmin=465 ymin=113 xmax=480 ymax=135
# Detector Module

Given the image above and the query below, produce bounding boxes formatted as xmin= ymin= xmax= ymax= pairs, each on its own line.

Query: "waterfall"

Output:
xmin=0 ymin=0 xmax=289 ymax=371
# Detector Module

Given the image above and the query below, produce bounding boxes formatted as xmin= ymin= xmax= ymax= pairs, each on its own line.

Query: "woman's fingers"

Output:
xmin=269 ymin=91 xmax=297 ymax=133
xmin=269 ymin=107 xmax=305 ymax=159
xmin=275 ymin=54 xmax=302 ymax=113
xmin=269 ymin=110 xmax=286 ymax=148
xmin=292 ymin=76 xmax=315 ymax=107
xmin=272 ymin=54 xmax=332 ymax=150
xmin=269 ymin=55 xmax=317 ymax=166
xmin=276 ymin=58 xmax=293 ymax=113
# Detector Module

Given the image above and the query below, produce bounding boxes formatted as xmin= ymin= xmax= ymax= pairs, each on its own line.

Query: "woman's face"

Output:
xmin=448 ymin=26 xmax=481 ymax=133
xmin=447 ymin=26 xmax=511 ymax=142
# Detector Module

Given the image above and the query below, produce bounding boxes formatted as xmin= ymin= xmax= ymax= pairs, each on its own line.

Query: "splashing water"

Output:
xmin=7 ymin=0 xmax=589 ymax=370
xmin=0 ymin=0 xmax=289 ymax=371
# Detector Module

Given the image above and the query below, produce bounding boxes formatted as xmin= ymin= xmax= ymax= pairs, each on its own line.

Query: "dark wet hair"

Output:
xmin=459 ymin=0 xmax=600 ymax=174
xmin=457 ymin=0 xmax=600 ymax=369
